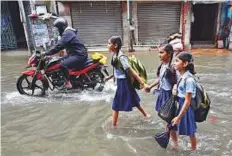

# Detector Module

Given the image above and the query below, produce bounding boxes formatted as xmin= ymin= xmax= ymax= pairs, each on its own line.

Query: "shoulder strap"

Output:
xmin=159 ymin=64 xmax=170 ymax=82
xmin=118 ymin=54 xmax=128 ymax=62
xmin=117 ymin=54 xmax=128 ymax=73
xmin=176 ymin=77 xmax=182 ymax=93
xmin=111 ymin=54 xmax=116 ymax=82
xmin=178 ymin=75 xmax=199 ymax=94
xmin=156 ymin=63 xmax=162 ymax=77
xmin=186 ymin=75 xmax=199 ymax=85
xmin=176 ymin=76 xmax=189 ymax=95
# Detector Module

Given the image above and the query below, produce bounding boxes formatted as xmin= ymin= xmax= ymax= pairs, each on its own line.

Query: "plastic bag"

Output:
xmin=217 ymin=40 xmax=224 ymax=49
xmin=158 ymin=95 xmax=177 ymax=123
xmin=229 ymin=42 xmax=232 ymax=50
xmin=154 ymin=124 xmax=174 ymax=149
xmin=154 ymin=131 xmax=170 ymax=149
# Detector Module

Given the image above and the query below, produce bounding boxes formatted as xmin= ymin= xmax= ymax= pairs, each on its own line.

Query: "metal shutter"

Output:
xmin=71 ymin=1 xmax=122 ymax=46
xmin=1 ymin=2 xmax=17 ymax=50
xmin=137 ymin=2 xmax=181 ymax=45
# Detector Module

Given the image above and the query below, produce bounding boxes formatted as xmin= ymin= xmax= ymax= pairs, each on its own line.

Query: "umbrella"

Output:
xmin=154 ymin=124 xmax=174 ymax=149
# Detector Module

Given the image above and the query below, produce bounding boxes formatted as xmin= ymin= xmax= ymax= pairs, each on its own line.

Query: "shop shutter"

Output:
xmin=137 ymin=2 xmax=181 ymax=45
xmin=71 ymin=1 xmax=122 ymax=46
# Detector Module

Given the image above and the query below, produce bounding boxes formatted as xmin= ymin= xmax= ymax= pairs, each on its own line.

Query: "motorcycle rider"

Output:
xmin=45 ymin=17 xmax=88 ymax=89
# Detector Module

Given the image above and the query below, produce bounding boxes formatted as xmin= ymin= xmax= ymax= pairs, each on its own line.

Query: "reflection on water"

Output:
xmin=1 ymin=49 xmax=232 ymax=156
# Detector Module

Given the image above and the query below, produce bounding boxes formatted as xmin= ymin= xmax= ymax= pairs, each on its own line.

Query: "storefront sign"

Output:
xmin=32 ymin=24 xmax=50 ymax=47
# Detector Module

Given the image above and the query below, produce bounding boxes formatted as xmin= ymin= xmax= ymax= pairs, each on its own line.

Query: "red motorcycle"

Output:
xmin=16 ymin=50 xmax=109 ymax=96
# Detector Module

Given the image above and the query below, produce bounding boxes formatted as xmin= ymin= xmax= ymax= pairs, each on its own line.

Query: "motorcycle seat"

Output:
xmin=72 ymin=57 xmax=94 ymax=71
xmin=84 ymin=57 xmax=94 ymax=66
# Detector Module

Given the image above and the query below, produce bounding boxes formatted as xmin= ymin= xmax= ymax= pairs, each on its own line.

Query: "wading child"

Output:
xmin=105 ymin=36 xmax=150 ymax=127
xmin=172 ymin=52 xmax=197 ymax=151
xmin=145 ymin=44 xmax=177 ymax=146
xmin=145 ymin=44 xmax=176 ymax=112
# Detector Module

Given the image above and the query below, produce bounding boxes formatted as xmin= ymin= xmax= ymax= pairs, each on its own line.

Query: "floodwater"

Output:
xmin=1 ymin=49 xmax=232 ymax=156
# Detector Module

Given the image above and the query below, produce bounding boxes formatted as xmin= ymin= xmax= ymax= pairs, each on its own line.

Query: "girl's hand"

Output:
xmin=142 ymin=83 xmax=149 ymax=90
xmin=144 ymin=85 xmax=151 ymax=92
xmin=172 ymin=116 xmax=181 ymax=126
xmin=104 ymin=76 xmax=113 ymax=82
xmin=172 ymin=84 xmax=177 ymax=95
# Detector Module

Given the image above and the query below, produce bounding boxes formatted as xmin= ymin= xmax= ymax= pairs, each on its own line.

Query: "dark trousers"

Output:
xmin=60 ymin=55 xmax=87 ymax=80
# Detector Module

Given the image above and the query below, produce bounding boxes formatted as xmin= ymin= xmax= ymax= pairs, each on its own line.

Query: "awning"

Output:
xmin=192 ymin=0 xmax=229 ymax=4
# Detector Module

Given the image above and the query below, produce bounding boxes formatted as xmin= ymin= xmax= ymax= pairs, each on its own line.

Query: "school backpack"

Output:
xmin=115 ymin=54 xmax=147 ymax=90
xmin=184 ymin=76 xmax=211 ymax=122
xmin=157 ymin=63 xmax=177 ymax=87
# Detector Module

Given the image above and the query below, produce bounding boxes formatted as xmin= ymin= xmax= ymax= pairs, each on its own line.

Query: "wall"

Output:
xmin=57 ymin=2 xmax=72 ymax=27
xmin=182 ymin=2 xmax=192 ymax=50
xmin=122 ymin=1 xmax=129 ymax=47
xmin=132 ymin=1 xmax=138 ymax=45
xmin=122 ymin=1 xmax=139 ymax=50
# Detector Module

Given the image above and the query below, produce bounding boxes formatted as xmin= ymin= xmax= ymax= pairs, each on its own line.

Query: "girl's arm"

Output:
xmin=172 ymin=92 xmax=192 ymax=125
xmin=177 ymin=92 xmax=192 ymax=118
xmin=105 ymin=74 xmax=114 ymax=82
xmin=144 ymin=79 xmax=159 ymax=92
xmin=128 ymin=67 xmax=146 ymax=88
xmin=148 ymin=79 xmax=159 ymax=89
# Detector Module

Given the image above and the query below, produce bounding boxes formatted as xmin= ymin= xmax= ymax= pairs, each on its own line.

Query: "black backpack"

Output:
xmin=157 ymin=63 xmax=177 ymax=87
xmin=183 ymin=76 xmax=211 ymax=122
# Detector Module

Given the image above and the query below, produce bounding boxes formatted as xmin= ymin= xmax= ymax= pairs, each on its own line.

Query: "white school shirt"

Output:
xmin=112 ymin=51 xmax=130 ymax=79
xmin=177 ymin=70 xmax=196 ymax=98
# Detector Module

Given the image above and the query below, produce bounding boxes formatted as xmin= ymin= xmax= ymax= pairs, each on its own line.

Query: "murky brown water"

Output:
xmin=1 ymin=49 xmax=232 ymax=156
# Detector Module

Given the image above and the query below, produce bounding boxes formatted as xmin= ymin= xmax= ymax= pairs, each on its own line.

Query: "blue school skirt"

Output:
xmin=176 ymin=97 xmax=197 ymax=136
xmin=155 ymin=88 xmax=172 ymax=112
xmin=112 ymin=79 xmax=140 ymax=111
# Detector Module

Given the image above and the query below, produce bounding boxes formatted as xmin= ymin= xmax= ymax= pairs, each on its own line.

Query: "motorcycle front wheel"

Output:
xmin=16 ymin=74 xmax=46 ymax=96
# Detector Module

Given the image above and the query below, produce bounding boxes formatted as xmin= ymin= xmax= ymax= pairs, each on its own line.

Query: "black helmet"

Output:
xmin=53 ymin=17 xmax=68 ymax=35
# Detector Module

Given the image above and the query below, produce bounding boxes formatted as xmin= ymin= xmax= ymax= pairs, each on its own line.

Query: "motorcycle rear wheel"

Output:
xmin=16 ymin=74 xmax=46 ymax=96
xmin=89 ymin=70 xmax=105 ymax=92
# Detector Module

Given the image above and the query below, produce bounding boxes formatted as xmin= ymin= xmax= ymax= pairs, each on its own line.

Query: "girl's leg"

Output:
xmin=190 ymin=135 xmax=197 ymax=151
xmin=170 ymin=130 xmax=178 ymax=149
xmin=136 ymin=105 xmax=150 ymax=117
xmin=112 ymin=111 xmax=119 ymax=127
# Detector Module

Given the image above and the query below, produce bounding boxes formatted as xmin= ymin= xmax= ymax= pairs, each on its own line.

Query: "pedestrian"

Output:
xmin=145 ymin=44 xmax=176 ymax=112
xmin=219 ymin=17 xmax=231 ymax=48
xmin=105 ymin=36 xmax=150 ymax=127
xmin=145 ymin=44 xmax=177 ymax=146
xmin=171 ymin=52 xmax=197 ymax=151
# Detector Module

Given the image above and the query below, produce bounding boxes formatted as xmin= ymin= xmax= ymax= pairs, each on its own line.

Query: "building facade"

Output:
xmin=1 ymin=0 xmax=231 ymax=52
xmin=58 ymin=0 xmax=231 ymax=50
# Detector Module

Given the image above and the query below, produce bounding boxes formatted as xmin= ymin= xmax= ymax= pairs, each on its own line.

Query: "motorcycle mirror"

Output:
xmin=36 ymin=50 xmax=41 ymax=54
xmin=35 ymin=50 xmax=41 ymax=57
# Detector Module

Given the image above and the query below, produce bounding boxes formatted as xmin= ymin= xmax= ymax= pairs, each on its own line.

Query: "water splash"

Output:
xmin=1 ymin=81 xmax=116 ymax=105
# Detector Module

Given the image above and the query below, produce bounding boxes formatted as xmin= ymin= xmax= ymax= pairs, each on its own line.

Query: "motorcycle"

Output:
xmin=16 ymin=51 xmax=109 ymax=96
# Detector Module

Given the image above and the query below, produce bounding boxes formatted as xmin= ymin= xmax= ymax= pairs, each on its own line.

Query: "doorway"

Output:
xmin=8 ymin=1 xmax=27 ymax=48
xmin=191 ymin=4 xmax=218 ymax=44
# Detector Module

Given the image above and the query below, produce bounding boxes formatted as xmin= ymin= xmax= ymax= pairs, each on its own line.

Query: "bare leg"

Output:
xmin=190 ymin=135 xmax=197 ymax=151
xmin=112 ymin=111 xmax=119 ymax=127
xmin=170 ymin=130 xmax=178 ymax=149
xmin=136 ymin=105 xmax=150 ymax=117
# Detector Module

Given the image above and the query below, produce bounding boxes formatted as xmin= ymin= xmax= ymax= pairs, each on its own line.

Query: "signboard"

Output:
xmin=35 ymin=5 xmax=48 ymax=14
xmin=32 ymin=24 xmax=50 ymax=47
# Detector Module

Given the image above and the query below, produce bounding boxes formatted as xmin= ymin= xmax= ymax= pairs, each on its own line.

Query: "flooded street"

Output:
xmin=1 ymin=49 xmax=232 ymax=156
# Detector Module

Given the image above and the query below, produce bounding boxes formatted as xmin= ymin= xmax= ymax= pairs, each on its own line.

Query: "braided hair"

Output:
xmin=156 ymin=44 xmax=174 ymax=77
